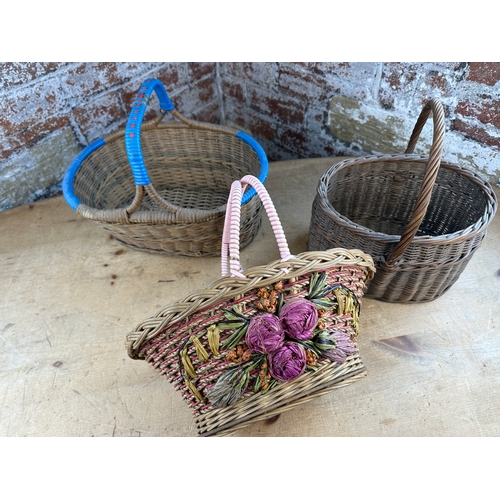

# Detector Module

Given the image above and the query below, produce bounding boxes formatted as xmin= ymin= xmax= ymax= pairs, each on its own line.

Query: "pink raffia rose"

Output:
xmin=323 ymin=330 xmax=356 ymax=363
xmin=279 ymin=297 xmax=318 ymax=340
xmin=268 ymin=341 xmax=307 ymax=383
xmin=245 ymin=313 xmax=285 ymax=354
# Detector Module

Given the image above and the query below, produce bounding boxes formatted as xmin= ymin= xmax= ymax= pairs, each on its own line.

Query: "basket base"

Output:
xmin=195 ymin=351 xmax=366 ymax=437
xmin=364 ymin=252 xmax=475 ymax=303
xmin=98 ymin=203 xmax=263 ymax=257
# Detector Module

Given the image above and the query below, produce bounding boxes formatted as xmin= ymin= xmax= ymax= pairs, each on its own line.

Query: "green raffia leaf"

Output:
xmin=308 ymin=272 xmax=318 ymax=296
xmin=253 ymin=372 xmax=262 ymax=393
xmin=296 ymin=339 xmax=321 ymax=357
xmin=307 ymin=271 xmax=328 ymax=300
xmin=310 ymin=297 xmax=334 ymax=310
xmin=221 ymin=323 xmax=249 ymax=350
xmin=223 ymin=306 xmax=249 ymax=322
xmin=262 ymin=379 xmax=278 ymax=394
xmin=234 ymin=370 xmax=250 ymax=390
xmin=275 ymin=292 xmax=285 ymax=316
xmin=185 ymin=378 xmax=205 ymax=403
xmin=218 ymin=321 xmax=246 ymax=331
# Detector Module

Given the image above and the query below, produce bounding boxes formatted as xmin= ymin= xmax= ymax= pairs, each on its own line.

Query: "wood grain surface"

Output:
xmin=1 ymin=157 xmax=499 ymax=437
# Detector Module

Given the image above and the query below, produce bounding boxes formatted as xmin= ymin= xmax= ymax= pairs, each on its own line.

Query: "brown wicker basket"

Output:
xmin=308 ymin=98 xmax=498 ymax=303
xmin=62 ymin=78 xmax=267 ymax=257
xmin=127 ymin=175 xmax=375 ymax=436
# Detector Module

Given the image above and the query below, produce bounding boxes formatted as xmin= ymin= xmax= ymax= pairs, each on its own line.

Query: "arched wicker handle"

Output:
xmin=125 ymin=78 xmax=175 ymax=186
xmin=221 ymin=175 xmax=292 ymax=277
xmin=123 ymin=78 xmax=268 ymax=216
xmin=384 ymin=98 xmax=445 ymax=266
xmin=124 ymin=78 xmax=191 ymax=215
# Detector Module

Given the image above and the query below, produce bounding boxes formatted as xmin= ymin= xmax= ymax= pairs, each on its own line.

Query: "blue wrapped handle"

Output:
xmin=63 ymin=138 xmax=106 ymax=210
xmin=63 ymin=78 xmax=269 ymax=212
xmin=125 ymin=78 xmax=175 ymax=186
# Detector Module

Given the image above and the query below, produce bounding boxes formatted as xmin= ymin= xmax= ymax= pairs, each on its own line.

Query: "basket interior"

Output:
xmin=326 ymin=159 xmax=489 ymax=237
xmin=73 ymin=127 xmax=262 ymax=212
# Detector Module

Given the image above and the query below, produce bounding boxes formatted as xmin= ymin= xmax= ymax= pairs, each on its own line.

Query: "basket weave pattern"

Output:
xmin=127 ymin=251 xmax=374 ymax=436
xmin=63 ymin=79 xmax=267 ymax=257
xmin=127 ymin=175 xmax=375 ymax=436
xmin=308 ymin=99 xmax=497 ymax=303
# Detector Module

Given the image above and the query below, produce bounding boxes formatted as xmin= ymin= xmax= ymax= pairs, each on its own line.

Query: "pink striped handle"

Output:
xmin=221 ymin=175 xmax=293 ymax=277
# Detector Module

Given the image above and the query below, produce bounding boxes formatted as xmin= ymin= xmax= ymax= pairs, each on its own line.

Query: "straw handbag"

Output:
xmin=63 ymin=78 xmax=268 ymax=257
xmin=308 ymin=98 xmax=497 ymax=303
xmin=126 ymin=175 xmax=375 ymax=436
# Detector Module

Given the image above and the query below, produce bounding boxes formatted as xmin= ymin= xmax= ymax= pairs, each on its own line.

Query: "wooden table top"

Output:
xmin=1 ymin=157 xmax=499 ymax=437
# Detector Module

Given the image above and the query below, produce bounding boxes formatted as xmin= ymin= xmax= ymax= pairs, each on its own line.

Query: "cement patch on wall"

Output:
xmin=328 ymin=96 xmax=500 ymax=187
xmin=0 ymin=127 xmax=80 ymax=211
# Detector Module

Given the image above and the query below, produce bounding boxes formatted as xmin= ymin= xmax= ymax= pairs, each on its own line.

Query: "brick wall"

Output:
xmin=0 ymin=62 xmax=219 ymax=211
xmin=1 ymin=62 xmax=499 ymax=212
xmin=221 ymin=62 xmax=500 ymax=185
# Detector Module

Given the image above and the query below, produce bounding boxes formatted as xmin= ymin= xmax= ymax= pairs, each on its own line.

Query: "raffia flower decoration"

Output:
xmin=279 ymin=297 xmax=318 ymax=340
xmin=268 ymin=341 xmax=307 ymax=383
xmin=245 ymin=313 xmax=285 ymax=354
xmin=319 ymin=329 xmax=356 ymax=363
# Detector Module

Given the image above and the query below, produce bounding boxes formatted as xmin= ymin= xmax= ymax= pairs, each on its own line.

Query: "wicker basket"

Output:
xmin=308 ymin=98 xmax=498 ymax=303
xmin=127 ymin=175 xmax=375 ymax=436
xmin=62 ymin=78 xmax=267 ymax=257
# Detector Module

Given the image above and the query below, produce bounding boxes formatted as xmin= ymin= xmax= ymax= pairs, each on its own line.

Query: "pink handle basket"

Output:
xmin=221 ymin=175 xmax=293 ymax=277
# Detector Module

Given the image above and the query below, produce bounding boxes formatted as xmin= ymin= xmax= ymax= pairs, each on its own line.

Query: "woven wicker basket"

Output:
xmin=62 ymin=78 xmax=267 ymax=257
xmin=127 ymin=175 xmax=375 ymax=436
xmin=308 ymin=98 xmax=498 ymax=303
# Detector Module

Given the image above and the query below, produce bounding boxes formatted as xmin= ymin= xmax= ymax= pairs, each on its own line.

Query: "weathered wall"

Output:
xmin=221 ymin=62 xmax=500 ymax=186
xmin=0 ymin=62 xmax=219 ymax=211
xmin=1 ymin=62 xmax=499 ymax=212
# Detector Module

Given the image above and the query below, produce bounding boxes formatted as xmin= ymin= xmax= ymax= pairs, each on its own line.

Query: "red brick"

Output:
xmin=63 ymin=63 xmax=123 ymax=99
xmin=188 ymin=62 xmax=216 ymax=80
xmin=262 ymin=140 xmax=296 ymax=162
xmin=467 ymin=63 xmax=500 ymax=86
xmin=222 ymin=63 xmax=277 ymax=87
xmin=72 ymin=91 xmax=126 ymax=137
xmin=424 ymin=71 xmax=451 ymax=96
xmin=293 ymin=62 xmax=316 ymax=70
xmin=63 ymin=62 xmax=157 ymax=103
xmin=172 ymin=79 xmax=217 ymax=116
xmin=221 ymin=80 xmax=245 ymax=101
xmin=246 ymin=110 xmax=276 ymax=142
xmin=224 ymin=100 xmax=276 ymax=143
xmin=314 ymin=62 xmax=352 ymax=74
xmin=248 ymin=86 xmax=306 ymax=124
xmin=0 ymin=116 xmax=70 ymax=159
xmin=455 ymin=99 xmax=500 ymax=128
xmin=152 ymin=63 xmax=189 ymax=94
xmin=193 ymin=101 xmax=220 ymax=123
xmin=0 ymin=62 xmax=68 ymax=90
xmin=228 ymin=114 xmax=247 ymax=131
xmin=378 ymin=63 xmax=419 ymax=108
xmin=277 ymin=127 xmax=308 ymax=153
xmin=0 ymin=77 xmax=63 ymax=136
xmin=277 ymin=66 xmax=328 ymax=102
xmin=223 ymin=99 xmax=247 ymax=128
xmin=452 ymin=118 xmax=500 ymax=149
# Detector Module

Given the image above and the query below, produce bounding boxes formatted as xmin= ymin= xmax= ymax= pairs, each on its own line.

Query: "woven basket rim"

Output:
xmin=126 ymin=247 xmax=376 ymax=358
xmin=317 ymin=154 xmax=498 ymax=246
xmin=63 ymin=118 xmax=268 ymax=224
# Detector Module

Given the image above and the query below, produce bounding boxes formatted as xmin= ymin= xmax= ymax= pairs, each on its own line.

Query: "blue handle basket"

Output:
xmin=62 ymin=78 xmax=269 ymax=257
